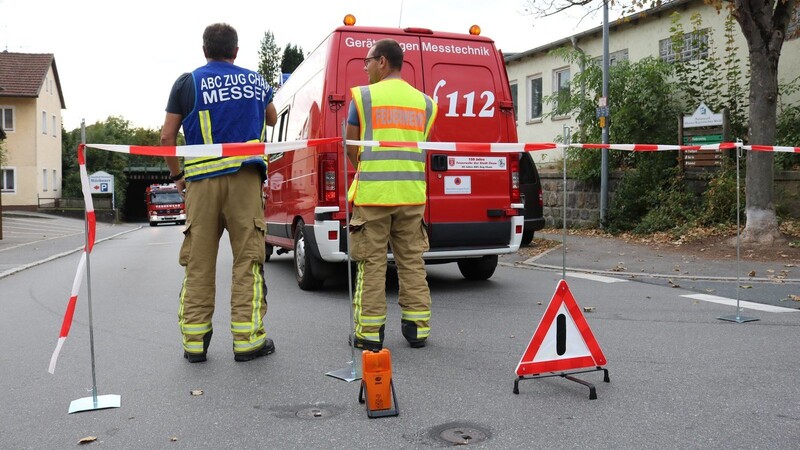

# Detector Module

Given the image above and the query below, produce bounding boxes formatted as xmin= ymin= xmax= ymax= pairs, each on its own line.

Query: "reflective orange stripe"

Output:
xmin=372 ymin=106 xmax=426 ymax=131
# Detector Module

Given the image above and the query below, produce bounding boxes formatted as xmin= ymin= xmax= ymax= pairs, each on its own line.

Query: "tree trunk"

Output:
xmin=733 ymin=0 xmax=794 ymax=244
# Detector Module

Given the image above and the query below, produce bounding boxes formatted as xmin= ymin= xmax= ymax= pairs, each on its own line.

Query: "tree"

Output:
xmin=258 ymin=30 xmax=281 ymax=89
xmin=280 ymin=44 xmax=305 ymax=76
xmin=61 ymin=116 xmax=164 ymax=206
xmin=524 ymin=0 xmax=797 ymax=243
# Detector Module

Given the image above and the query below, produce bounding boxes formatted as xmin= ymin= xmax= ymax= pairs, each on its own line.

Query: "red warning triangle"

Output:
xmin=516 ymin=279 xmax=607 ymax=376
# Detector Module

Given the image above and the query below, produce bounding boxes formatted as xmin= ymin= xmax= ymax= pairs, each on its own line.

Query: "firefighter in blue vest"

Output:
xmin=161 ymin=23 xmax=278 ymax=363
xmin=346 ymin=39 xmax=438 ymax=350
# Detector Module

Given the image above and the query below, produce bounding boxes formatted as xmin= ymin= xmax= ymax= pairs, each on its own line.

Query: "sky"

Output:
xmin=1 ymin=0 xmax=610 ymax=131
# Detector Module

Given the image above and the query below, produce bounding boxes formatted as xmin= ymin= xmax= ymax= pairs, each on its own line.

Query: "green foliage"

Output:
xmin=695 ymin=163 xmax=743 ymax=226
xmin=605 ymin=153 xmax=697 ymax=234
xmin=280 ymin=43 xmax=304 ymax=75
xmin=545 ymin=48 xmax=680 ymax=182
xmin=61 ymin=116 xmax=164 ymax=208
xmin=669 ymin=10 xmax=748 ymax=140
xmin=258 ymin=30 xmax=281 ymax=89
xmin=776 ymin=76 xmax=800 ymax=170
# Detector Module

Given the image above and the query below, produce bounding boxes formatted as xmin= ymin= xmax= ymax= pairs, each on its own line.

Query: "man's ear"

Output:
xmin=202 ymin=46 xmax=209 ymax=58
xmin=232 ymin=47 xmax=240 ymax=60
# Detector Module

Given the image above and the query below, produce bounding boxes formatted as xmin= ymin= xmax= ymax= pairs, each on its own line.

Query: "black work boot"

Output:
xmin=184 ymin=330 xmax=213 ymax=363
xmin=348 ymin=325 xmax=384 ymax=351
xmin=234 ymin=338 xmax=276 ymax=362
xmin=402 ymin=320 xmax=426 ymax=348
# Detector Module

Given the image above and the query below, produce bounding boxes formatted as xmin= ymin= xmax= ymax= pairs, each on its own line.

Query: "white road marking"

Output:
xmin=681 ymin=293 xmax=800 ymax=313
xmin=567 ymin=272 xmax=628 ymax=283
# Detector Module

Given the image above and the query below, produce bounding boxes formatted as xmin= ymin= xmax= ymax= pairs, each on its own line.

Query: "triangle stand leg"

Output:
xmin=514 ymin=367 xmax=610 ymax=400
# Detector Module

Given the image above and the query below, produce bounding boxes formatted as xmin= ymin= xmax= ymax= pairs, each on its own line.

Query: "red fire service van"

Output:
xmin=264 ymin=16 xmax=524 ymax=290
xmin=144 ymin=184 xmax=186 ymax=226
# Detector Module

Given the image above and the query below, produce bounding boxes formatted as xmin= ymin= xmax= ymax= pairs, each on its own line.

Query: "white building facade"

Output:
xmin=505 ymin=0 xmax=800 ymax=164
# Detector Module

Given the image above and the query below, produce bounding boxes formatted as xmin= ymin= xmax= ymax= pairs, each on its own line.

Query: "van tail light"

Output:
xmin=320 ymin=154 xmax=338 ymax=206
xmin=510 ymin=155 xmax=520 ymax=203
xmin=538 ymin=186 xmax=544 ymax=207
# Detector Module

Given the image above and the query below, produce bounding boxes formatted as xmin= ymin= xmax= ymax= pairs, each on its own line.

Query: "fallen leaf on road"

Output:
xmin=190 ymin=390 xmax=203 ymax=396
xmin=78 ymin=436 xmax=97 ymax=445
xmin=740 ymin=285 xmax=753 ymax=289
xmin=705 ymin=289 xmax=715 ymax=293
xmin=748 ymin=270 xmax=756 ymax=277
xmin=583 ymin=307 xmax=595 ymax=312
xmin=170 ymin=437 xmax=178 ymax=442
xmin=789 ymin=295 xmax=800 ymax=302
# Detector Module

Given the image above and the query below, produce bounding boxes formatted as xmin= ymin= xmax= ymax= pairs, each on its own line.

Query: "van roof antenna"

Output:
xmin=398 ymin=0 xmax=404 ymax=27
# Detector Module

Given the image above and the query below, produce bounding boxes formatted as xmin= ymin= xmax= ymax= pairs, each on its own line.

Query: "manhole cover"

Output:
xmin=295 ymin=407 xmax=334 ymax=419
xmin=434 ymin=424 xmax=488 ymax=445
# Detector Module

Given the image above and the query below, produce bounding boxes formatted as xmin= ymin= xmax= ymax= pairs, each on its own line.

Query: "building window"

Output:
xmin=593 ymin=49 xmax=629 ymax=66
xmin=509 ymin=82 xmax=518 ymax=121
xmin=42 ymin=111 xmax=47 ymax=134
xmin=527 ymin=75 xmax=543 ymax=121
xmin=43 ymin=168 xmax=48 ymax=191
xmin=1 ymin=107 xmax=14 ymax=132
xmin=553 ymin=67 xmax=571 ymax=115
xmin=53 ymin=169 xmax=58 ymax=191
xmin=52 ymin=115 xmax=57 ymax=137
xmin=659 ymin=29 xmax=709 ymax=63
xmin=1 ymin=168 xmax=15 ymax=192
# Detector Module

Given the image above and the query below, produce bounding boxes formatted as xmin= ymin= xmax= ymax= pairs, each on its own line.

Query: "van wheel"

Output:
xmin=265 ymin=243 xmax=273 ymax=262
xmin=149 ymin=222 xmax=157 ymax=227
xmin=521 ymin=230 xmax=534 ymax=246
xmin=457 ymin=255 xmax=498 ymax=281
xmin=294 ymin=220 xmax=323 ymax=291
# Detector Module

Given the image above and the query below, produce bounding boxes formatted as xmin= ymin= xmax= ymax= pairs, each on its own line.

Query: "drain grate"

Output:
xmin=430 ymin=422 xmax=490 ymax=446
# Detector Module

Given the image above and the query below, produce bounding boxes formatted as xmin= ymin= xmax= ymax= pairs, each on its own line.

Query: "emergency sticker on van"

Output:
xmin=447 ymin=156 xmax=506 ymax=170
xmin=444 ymin=176 xmax=471 ymax=194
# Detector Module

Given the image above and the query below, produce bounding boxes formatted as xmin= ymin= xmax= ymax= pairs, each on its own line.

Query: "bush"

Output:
xmin=605 ymin=153 xmax=692 ymax=233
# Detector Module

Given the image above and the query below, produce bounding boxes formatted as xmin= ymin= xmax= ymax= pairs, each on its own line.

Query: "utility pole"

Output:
xmin=600 ymin=0 xmax=610 ymax=226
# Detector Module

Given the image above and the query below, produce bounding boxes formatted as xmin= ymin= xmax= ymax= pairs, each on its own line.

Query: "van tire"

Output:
xmin=521 ymin=229 xmax=534 ymax=246
xmin=265 ymin=243 xmax=273 ymax=262
xmin=294 ymin=220 xmax=323 ymax=291
xmin=457 ymin=255 xmax=498 ymax=280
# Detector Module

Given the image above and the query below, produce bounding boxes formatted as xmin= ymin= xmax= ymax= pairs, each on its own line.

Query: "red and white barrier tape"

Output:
xmin=347 ymin=140 xmax=798 ymax=153
xmin=745 ymin=145 xmax=800 ymax=153
xmin=86 ymin=137 xmax=342 ymax=157
xmin=49 ymin=145 xmax=96 ymax=374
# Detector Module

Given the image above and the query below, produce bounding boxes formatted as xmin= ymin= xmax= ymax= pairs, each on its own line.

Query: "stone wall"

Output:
xmin=539 ymin=169 xmax=800 ymax=228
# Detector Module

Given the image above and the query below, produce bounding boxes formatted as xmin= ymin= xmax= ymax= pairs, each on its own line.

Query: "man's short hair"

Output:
xmin=372 ymin=39 xmax=404 ymax=70
xmin=203 ymin=23 xmax=238 ymax=60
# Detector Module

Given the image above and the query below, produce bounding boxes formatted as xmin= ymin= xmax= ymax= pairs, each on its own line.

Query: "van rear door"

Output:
xmin=420 ymin=36 xmax=516 ymax=248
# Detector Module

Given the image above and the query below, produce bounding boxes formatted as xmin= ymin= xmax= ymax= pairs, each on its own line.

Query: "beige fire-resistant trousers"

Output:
xmin=178 ymin=165 xmax=268 ymax=356
xmin=349 ymin=204 xmax=431 ymax=344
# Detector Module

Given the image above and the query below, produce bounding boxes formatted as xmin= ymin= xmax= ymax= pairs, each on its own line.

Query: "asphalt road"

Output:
xmin=1 ymin=222 xmax=799 ymax=449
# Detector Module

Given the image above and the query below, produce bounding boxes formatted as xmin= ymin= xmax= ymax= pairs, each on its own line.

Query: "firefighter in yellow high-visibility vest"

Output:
xmin=346 ymin=39 xmax=438 ymax=350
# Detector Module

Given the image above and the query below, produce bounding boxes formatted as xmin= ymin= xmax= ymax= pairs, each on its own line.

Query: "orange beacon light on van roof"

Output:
xmin=469 ymin=24 xmax=481 ymax=35
xmin=343 ymin=14 xmax=356 ymax=26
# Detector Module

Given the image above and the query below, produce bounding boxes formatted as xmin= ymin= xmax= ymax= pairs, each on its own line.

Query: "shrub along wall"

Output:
xmin=539 ymin=170 xmax=800 ymax=228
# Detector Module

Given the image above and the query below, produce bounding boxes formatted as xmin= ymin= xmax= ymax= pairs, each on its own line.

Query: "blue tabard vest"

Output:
xmin=182 ymin=61 xmax=272 ymax=181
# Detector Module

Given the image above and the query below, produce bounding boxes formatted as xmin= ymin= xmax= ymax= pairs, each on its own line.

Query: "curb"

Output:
xmin=500 ymin=242 xmax=800 ymax=284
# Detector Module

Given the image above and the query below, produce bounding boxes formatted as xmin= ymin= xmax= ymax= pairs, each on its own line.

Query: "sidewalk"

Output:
xmin=0 ymin=211 xmax=141 ymax=279
xmin=506 ymin=231 xmax=800 ymax=283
